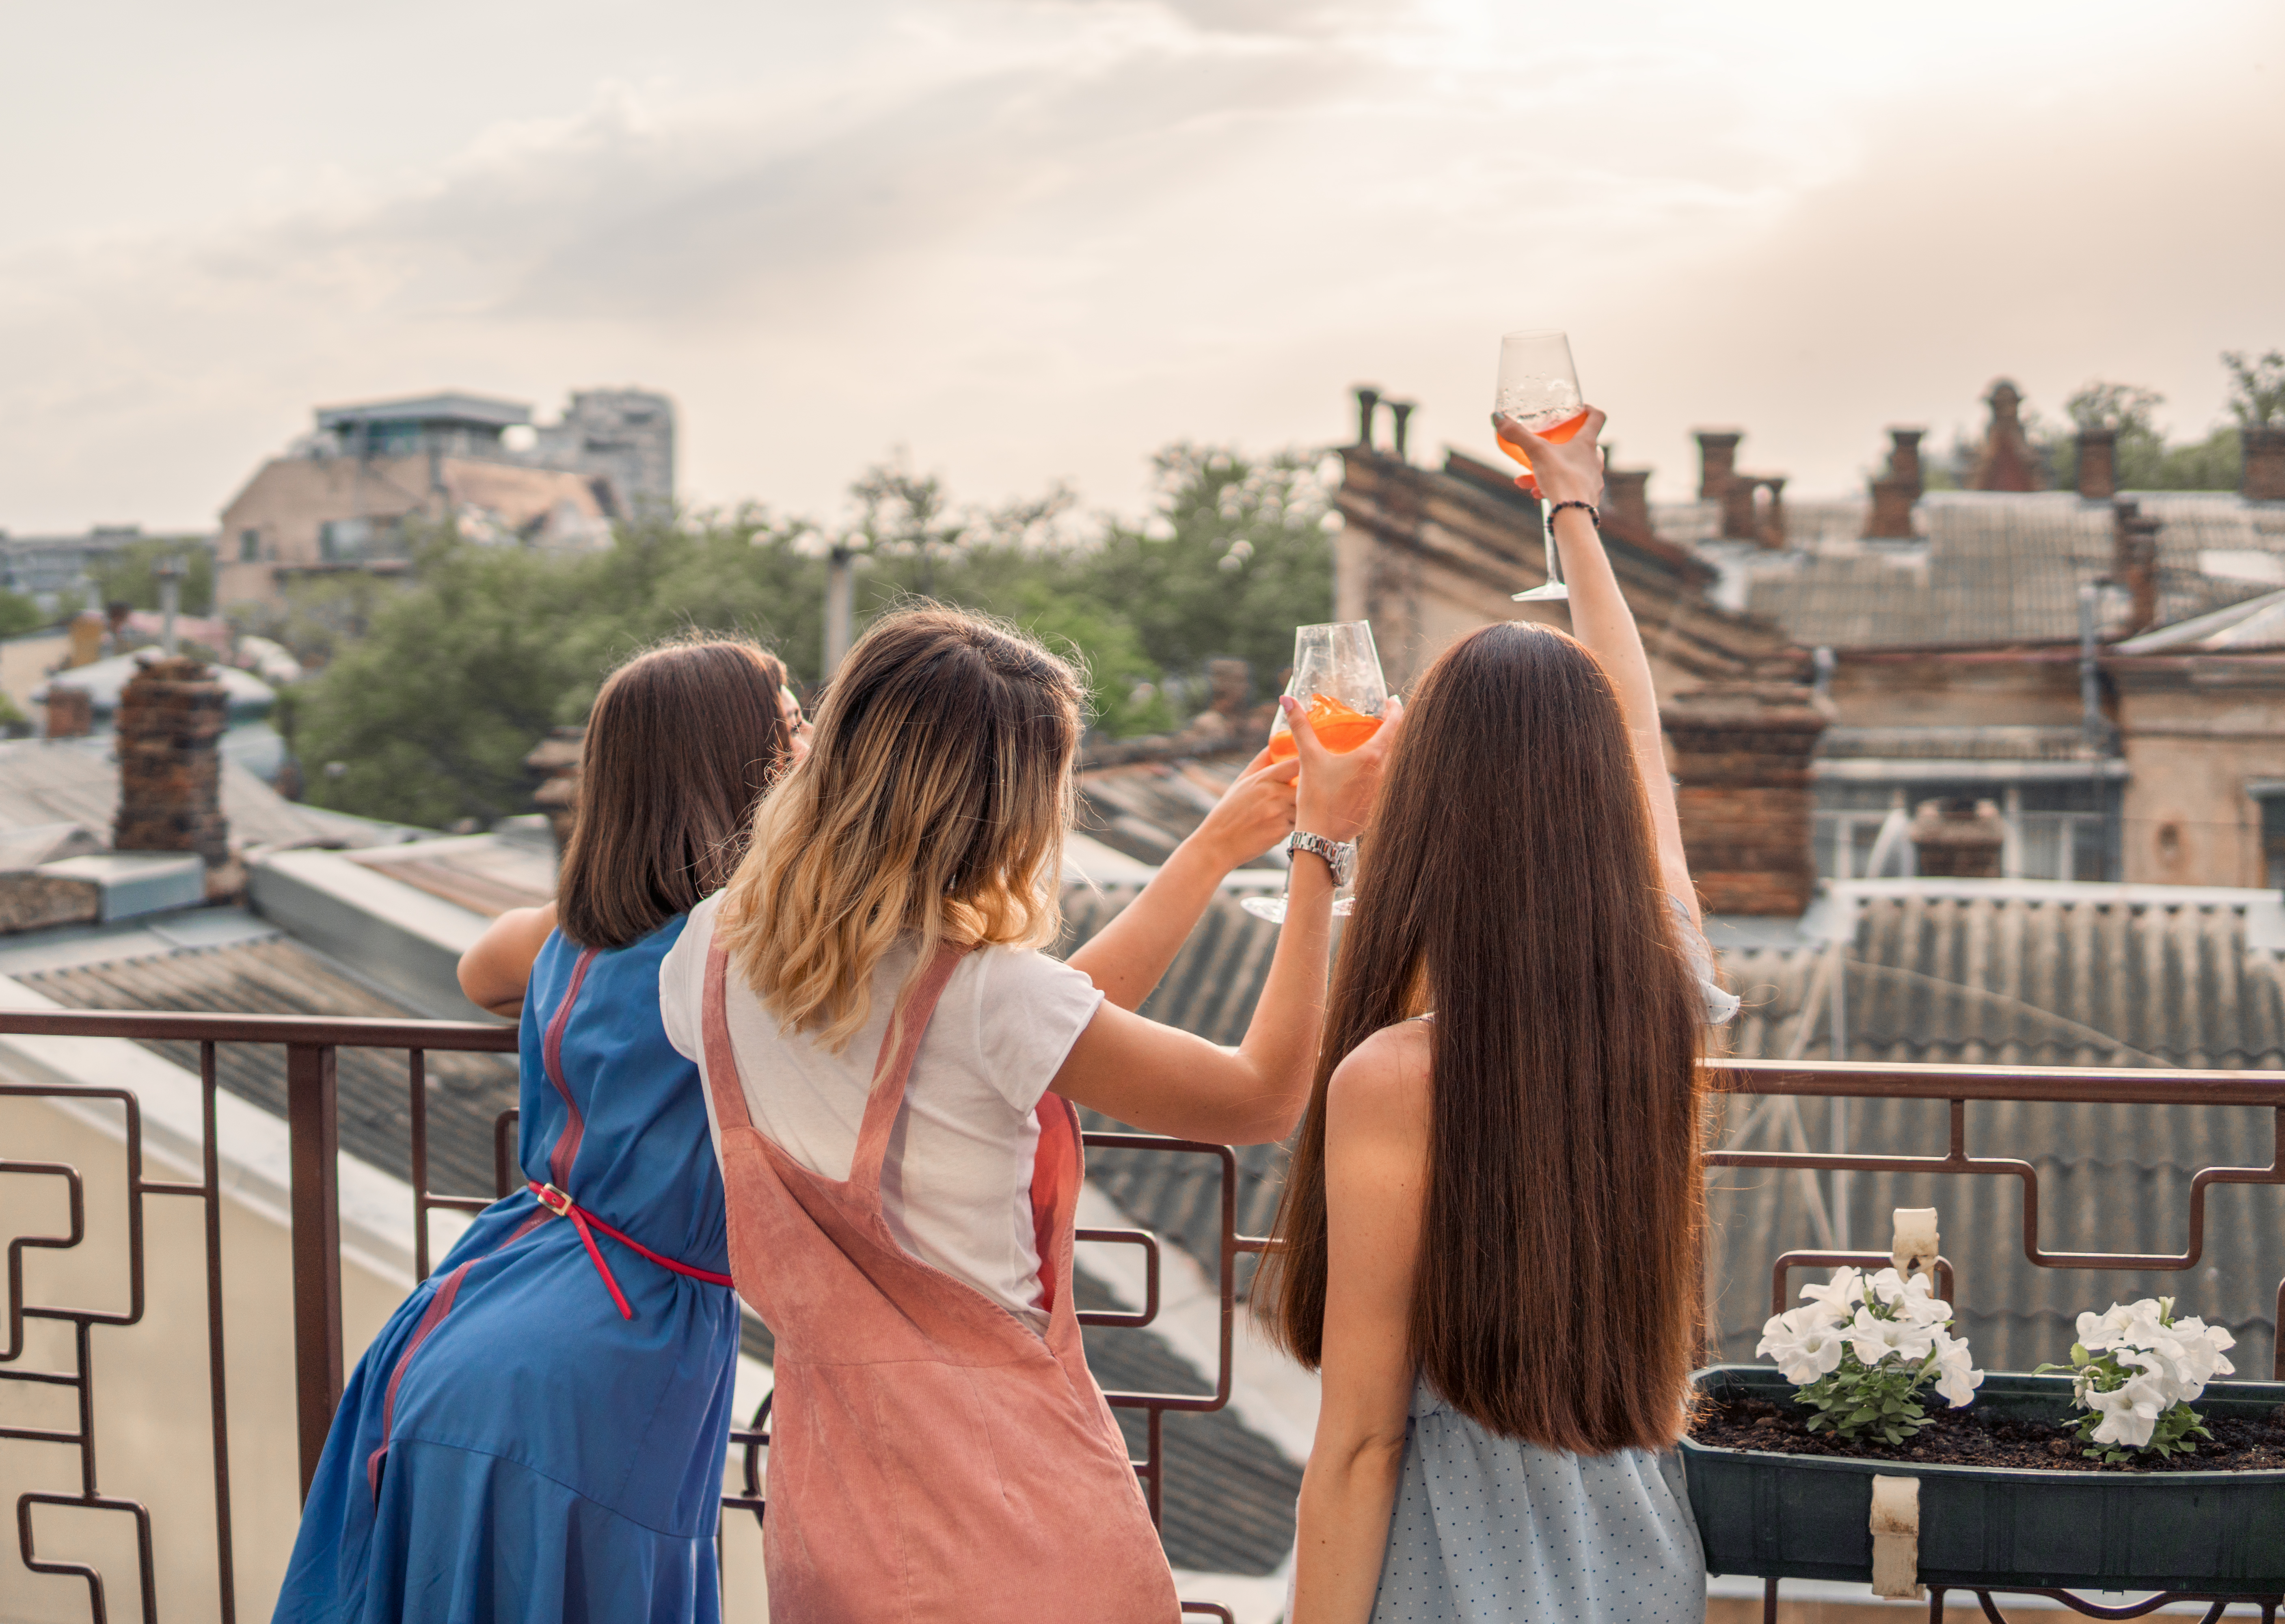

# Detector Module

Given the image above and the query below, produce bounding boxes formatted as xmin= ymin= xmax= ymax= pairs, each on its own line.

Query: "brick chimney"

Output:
xmin=1757 ymin=475 xmax=1789 ymax=551
xmin=2112 ymin=499 xmax=2162 ymax=635
xmin=2075 ymin=428 xmax=2119 ymax=501
xmin=43 ymin=685 xmax=93 ymax=739
xmin=1968 ymin=378 xmax=2046 ymax=491
xmin=1862 ymin=428 xmax=1927 ymax=540
xmin=526 ymin=726 xmax=585 ymax=853
xmin=2244 ymin=425 xmax=2285 ymax=503
xmin=1604 ymin=463 xmax=1653 ymax=541
xmin=1908 ymin=797 xmax=2004 ymax=879
xmin=1887 ymin=429 xmax=1926 ymax=497
xmin=1352 ymin=385 xmax=1382 ymax=449
xmin=113 ymin=656 xmax=229 ymax=866
xmin=1719 ymin=475 xmax=1759 ymax=542
xmin=1663 ymin=682 xmax=1829 ymax=916
xmin=1695 ymin=431 xmax=1742 ymax=501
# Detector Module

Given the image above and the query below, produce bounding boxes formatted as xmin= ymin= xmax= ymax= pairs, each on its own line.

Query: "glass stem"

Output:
xmin=1542 ymin=502 xmax=1564 ymax=590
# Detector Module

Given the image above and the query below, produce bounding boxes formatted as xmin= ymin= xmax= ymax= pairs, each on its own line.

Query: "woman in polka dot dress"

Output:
xmin=1258 ymin=405 xmax=1734 ymax=1624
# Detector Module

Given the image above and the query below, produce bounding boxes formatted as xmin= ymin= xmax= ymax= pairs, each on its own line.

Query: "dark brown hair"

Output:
xmin=557 ymin=637 xmax=792 ymax=950
xmin=718 ymin=605 xmax=1083 ymax=1049
xmin=1255 ymin=621 xmax=1706 ymax=1454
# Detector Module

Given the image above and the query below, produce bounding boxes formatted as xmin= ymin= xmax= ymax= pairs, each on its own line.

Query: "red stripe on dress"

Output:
xmin=542 ymin=948 xmax=600 ymax=1190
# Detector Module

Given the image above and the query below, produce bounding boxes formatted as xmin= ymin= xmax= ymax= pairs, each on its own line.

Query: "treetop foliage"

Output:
xmin=294 ymin=445 xmax=1333 ymax=830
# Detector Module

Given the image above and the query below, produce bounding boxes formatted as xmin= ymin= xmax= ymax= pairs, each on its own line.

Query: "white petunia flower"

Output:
xmin=1849 ymin=1306 xmax=1936 ymax=1368
xmin=2076 ymin=1303 xmax=2140 ymax=1352
xmin=1930 ymin=1329 xmax=1984 ymax=1408
xmin=1798 ymin=1268 xmax=1864 ymax=1325
xmin=2085 ymin=1373 xmax=2168 ymax=1449
xmin=1758 ymin=1306 xmax=1849 ymax=1384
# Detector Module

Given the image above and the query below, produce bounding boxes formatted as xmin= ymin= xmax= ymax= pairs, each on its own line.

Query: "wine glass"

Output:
xmin=1240 ymin=621 xmax=1388 ymax=924
xmin=1492 ymin=329 xmax=1586 ymax=603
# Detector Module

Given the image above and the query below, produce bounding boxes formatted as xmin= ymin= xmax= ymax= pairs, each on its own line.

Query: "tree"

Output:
xmin=87 ymin=536 xmax=216 ymax=615
xmin=2223 ymin=349 xmax=2285 ymax=427
xmin=2045 ymin=375 xmax=2244 ymax=491
xmin=0 ymin=589 xmax=45 ymax=639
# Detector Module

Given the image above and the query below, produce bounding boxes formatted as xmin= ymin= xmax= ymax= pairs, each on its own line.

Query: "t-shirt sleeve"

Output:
xmin=970 ymin=946 xmax=1107 ymax=1114
xmin=657 ymin=893 xmax=720 ymax=1063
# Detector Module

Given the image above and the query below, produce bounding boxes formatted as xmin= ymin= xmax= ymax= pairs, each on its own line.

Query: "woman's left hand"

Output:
xmin=1180 ymin=747 xmax=1299 ymax=872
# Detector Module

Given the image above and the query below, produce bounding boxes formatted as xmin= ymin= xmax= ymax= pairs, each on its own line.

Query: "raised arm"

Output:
xmin=1050 ymin=696 xmax=1402 ymax=1145
xmin=1497 ymin=407 xmax=1699 ymax=925
xmin=1065 ymin=748 xmax=1298 ymax=1011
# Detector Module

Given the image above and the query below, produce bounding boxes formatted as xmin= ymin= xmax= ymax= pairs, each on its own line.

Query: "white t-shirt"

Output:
xmin=659 ymin=892 xmax=1105 ymax=1330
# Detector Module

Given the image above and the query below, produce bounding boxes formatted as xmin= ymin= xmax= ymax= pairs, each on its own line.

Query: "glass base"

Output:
xmin=1238 ymin=894 xmax=1358 ymax=924
xmin=1512 ymin=583 xmax=1569 ymax=602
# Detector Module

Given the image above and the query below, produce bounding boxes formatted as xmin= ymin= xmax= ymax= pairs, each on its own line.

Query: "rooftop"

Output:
xmin=313 ymin=392 xmax=533 ymax=432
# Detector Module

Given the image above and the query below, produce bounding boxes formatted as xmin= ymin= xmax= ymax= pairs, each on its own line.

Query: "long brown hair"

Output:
xmin=557 ymin=637 xmax=791 ymax=950
xmin=1256 ymin=621 xmax=1706 ymax=1454
xmin=717 ymin=606 xmax=1083 ymax=1051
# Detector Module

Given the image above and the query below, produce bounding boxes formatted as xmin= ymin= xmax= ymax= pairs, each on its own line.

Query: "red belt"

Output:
xmin=529 ymin=1180 xmax=734 ymax=1320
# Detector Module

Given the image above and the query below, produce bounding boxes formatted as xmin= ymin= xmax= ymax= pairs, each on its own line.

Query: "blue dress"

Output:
xmin=274 ymin=919 xmax=741 ymax=1623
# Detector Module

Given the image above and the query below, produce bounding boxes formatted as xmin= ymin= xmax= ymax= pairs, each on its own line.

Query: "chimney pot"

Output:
xmin=2111 ymin=499 xmax=2162 ymax=636
xmin=1756 ymin=475 xmax=1789 ymax=551
xmin=43 ymin=685 xmax=93 ymax=739
xmin=2075 ymin=428 xmax=2119 ymax=501
xmin=1908 ymin=797 xmax=2005 ymax=879
xmin=1352 ymin=386 xmax=1382 ymax=449
xmin=1604 ymin=464 xmax=1653 ymax=540
xmin=112 ymin=656 xmax=230 ymax=866
xmin=1387 ymin=400 xmax=1415 ymax=462
xmin=1694 ymin=430 xmax=1742 ymax=501
xmin=2243 ymin=425 xmax=2285 ymax=503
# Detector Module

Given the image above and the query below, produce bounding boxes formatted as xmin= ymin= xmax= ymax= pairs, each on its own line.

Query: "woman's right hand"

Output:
xmin=1284 ymin=694 xmax=1404 ymax=842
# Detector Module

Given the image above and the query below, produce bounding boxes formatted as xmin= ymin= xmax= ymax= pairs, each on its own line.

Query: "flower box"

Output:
xmin=1681 ymin=1366 xmax=2285 ymax=1594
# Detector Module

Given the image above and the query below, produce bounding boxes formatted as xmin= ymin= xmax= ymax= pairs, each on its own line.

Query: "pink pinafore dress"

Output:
xmin=701 ymin=939 xmax=1179 ymax=1623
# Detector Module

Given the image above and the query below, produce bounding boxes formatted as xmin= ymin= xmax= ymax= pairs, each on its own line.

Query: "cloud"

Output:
xmin=0 ymin=0 xmax=2278 ymax=535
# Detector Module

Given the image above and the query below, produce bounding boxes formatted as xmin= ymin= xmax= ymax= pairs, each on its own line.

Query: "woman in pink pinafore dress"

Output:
xmin=657 ymin=607 xmax=1399 ymax=1621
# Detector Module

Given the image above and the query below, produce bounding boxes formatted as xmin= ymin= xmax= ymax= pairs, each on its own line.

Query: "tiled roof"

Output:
xmin=1711 ymin=879 xmax=2285 ymax=1378
xmin=1743 ymin=492 xmax=2285 ymax=650
xmin=346 ymin=826 xmax=557 ymax=918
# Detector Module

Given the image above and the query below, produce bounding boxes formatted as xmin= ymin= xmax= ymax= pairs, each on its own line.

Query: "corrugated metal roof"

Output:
xmin=15 ymin=929 xmax=519 ymax=1200
xmin=1713 ymin=879 xmax=2285 ymax=1379
xmin=1745 ymin=492 xmax=2285 ymax=650
xmin=0 ymin=736 xmax=384 ymax=855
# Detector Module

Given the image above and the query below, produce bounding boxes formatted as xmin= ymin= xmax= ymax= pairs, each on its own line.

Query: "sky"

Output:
xmin=2 ymin=0 xmax=2279 ymax=535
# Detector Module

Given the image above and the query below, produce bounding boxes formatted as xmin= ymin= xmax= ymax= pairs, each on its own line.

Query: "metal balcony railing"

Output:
xmin=3 ymin=1011 xmax=2283 ymax=1622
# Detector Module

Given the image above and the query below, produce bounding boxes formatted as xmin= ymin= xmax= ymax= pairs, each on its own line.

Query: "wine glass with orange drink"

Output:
xmin=1240 ymin=620 xmax=1388 ymax=923
xmin=1492 ymin=328 xmax=1588 ymax=603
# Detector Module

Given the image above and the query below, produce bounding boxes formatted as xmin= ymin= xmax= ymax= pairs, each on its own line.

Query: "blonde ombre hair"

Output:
xmin=717 ymin=606 xmax=1085 ymax=1051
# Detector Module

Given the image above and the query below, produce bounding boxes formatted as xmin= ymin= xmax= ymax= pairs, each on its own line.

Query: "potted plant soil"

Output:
xmin=1682 ymin=1253 xmax=2285 ymax=1596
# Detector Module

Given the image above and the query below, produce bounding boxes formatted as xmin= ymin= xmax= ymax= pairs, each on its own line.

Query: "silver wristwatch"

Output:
xmin=1287 ymin=831 xmax=1356 ymax=887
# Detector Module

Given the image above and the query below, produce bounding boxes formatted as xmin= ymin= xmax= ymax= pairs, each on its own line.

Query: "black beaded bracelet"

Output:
xmin=1547 ymin=499 xmax=1600 ymax=527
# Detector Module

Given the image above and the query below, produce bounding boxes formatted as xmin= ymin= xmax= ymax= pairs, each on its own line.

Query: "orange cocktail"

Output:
xmin=1494 ymin=407 xmax=1590 ymax=475
xmin=1267 ymin=693 xmax=1383 ymax=760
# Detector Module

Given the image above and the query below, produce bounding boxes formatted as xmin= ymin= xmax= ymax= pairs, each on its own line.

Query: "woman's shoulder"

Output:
xmin=1325 ymin=1020 xmax=1433 ymax=1132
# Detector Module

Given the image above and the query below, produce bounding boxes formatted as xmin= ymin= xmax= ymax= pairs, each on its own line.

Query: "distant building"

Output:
xmin=0 ymin=523 xmax=157 ymax=611
xmin=214 ymin=387 xmax=676 ymax=607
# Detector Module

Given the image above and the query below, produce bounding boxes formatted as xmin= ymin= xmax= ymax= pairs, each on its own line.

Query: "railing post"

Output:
xmin=285 ymin=1042 xmax=343 ymax=1498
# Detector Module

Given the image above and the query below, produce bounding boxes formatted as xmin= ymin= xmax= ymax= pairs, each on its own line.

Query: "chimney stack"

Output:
xmin=526 ymin=726 xmax=586 ymax=853
xmin=1604 ymin=462 xmax=1653 ymax=540
xmin=1719 ymin=474 xmax=1759 ymax=542
xmin=113 ymin=656 xmax=229 ymax=867
xmin=1387 ymin=400 xmax=1415 ymax=462
xmin=1757 ymin=475 xmax=1789 ymax=551
xmin=2075 ymin=428 xmax=2119 ymax=501
xmin=1863 ymin=428 xmax=1927 ymax=540
xmin=1663 ymin=682 xmax=1829 ymax=915
xmin=2112 ymin=499 xmax=2162 ymax=636
xmin=2244 ymin=425 xmax=2285 ymax=503
xmin=68 ymin=610 xmax=105 ymax=669
xmin=43 ymin=685 xmax=93 ymax=739
xmin=1968 ymin=378 xmax=2046 ymax=491
xmin=1887 ymin=429 xmax=1926 ymax=498
xmin=1353 ymin=386 xmax=1382 ymax=449
xmin=1695 ymin=431 xmax=1742 ymax=502
xmin=1908 ymin=798 xmax=2005 ymax=879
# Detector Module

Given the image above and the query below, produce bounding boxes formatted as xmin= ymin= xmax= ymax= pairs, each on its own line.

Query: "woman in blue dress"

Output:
xmin=274 ymin=638 xmax=801 ymax=1623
